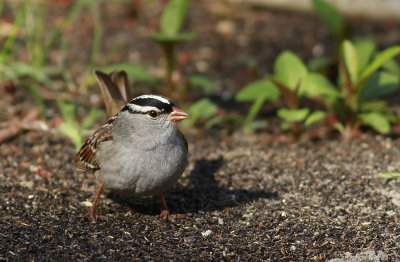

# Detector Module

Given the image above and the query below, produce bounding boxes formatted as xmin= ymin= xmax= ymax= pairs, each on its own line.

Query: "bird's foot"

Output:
xmin=158 ymin=209 xmax=174 ymax=222
xmin=83 ymin=208 xmax=105 ymax=223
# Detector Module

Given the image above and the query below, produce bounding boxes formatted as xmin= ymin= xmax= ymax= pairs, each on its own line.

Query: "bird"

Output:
xmin=74 ymin=71 xmax=189 ymax=222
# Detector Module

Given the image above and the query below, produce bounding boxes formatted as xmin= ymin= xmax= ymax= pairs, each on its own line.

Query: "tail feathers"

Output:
xmin=94 ymin=69 xmax=133 ymax=119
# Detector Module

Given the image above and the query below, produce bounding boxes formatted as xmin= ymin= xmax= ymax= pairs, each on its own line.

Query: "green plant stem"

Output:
xmin=32 ymin=1 xmax=47 ymax=68
xmin=245 ymin=96 xmax=265 ymax=132
xmin=161 ymin=42 xmax=176 ymax=96
xmin=23 ymin=82 xmax=46 ymax=119
xmin=180 ymin=79 xmax=191 ymax=102
xmin=0 ymin=3 xmax=25 ymax=63
xmin=90 ymin=1 xmax=102 ymax=64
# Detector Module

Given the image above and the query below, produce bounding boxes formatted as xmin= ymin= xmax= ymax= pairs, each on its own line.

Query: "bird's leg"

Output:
xmin=86 ymin=184 xmax=104 ymax=222
xmin=158 ymin=193 xmax=173 ymax=221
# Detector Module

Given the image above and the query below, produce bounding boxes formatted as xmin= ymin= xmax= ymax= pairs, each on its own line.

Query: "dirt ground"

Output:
xmin=2 ymin=130 xmax=400 ymax=261
xmin=1 ymin=1 xmax=400 ymax=261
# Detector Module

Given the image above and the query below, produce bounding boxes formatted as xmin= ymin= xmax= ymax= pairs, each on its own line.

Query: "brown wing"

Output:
xmin=74 ymin=117 xmax=115 ymax=171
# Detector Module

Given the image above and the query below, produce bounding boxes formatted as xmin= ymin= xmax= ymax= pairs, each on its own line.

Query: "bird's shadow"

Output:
xmin=108 ymin=156 xmax=277 ymax=216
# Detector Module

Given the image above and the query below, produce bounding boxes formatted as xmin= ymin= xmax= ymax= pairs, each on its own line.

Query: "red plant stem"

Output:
xmin=290 ymin=121 xmax=301 ymax=140
xmin=338 ymin=59 xmax=359 ymax=137
xmin=269 ymin=78 xmax=299 ymax=110
xmin=339 ymin=60 xmax=353 ymax=105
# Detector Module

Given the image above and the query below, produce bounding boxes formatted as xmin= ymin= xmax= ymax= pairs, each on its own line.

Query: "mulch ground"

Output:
xmin=1 ymin=130 xmax=400 ymax=261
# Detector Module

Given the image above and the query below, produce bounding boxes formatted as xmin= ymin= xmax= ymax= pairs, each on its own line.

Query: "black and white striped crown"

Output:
xmin=122 ymin=95 xmax=175 ymax=114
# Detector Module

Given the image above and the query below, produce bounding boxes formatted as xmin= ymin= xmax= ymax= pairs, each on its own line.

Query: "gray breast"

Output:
xmin=95 ymin=133 xmax=187 ymax=196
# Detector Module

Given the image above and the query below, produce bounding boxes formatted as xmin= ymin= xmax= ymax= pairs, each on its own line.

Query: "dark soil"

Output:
xmin=2 ymin=130 xmax=400 ymax=261
xmin=1 ymin=1 xmax=400 ymax=261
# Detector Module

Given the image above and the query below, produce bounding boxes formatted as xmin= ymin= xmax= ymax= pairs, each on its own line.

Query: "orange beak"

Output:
xmin=169 ymin=106 xmax=189 ymax=122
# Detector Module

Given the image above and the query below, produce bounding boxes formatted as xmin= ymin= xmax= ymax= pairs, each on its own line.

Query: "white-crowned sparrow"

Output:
xmin=74 ymin=94 xmax=189 ymax=222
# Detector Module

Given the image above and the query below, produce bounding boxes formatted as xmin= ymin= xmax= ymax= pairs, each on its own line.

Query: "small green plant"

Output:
xmin=311 ymin=0 xmax=346 ymax=41
xmin=237 ymin=51 xmax=337 ymax=136
xmin=269 ymin=51 xmax=339 ymax=137
xmin=308 ymin=0 xmax=400 ymax=138
xmin=149 ymin=0 xmax=195 ymax=97
xmin=309 ymin=0 xmax=350 ymax=74
xmin=237 ymin=42 xmax=400 ymax=139
xmin=0 ymin=1 xmax=55 ymax=117
xmin=187 ymin=75 xmax=216 ymax=95
xmin=58 ymin=100 xmax=104 ymax=151
xmin=331 ymin=39 xmax=400 ymax=139
xmin=180 ymin=98 xmax=243 ymax=129
xmin=235 ymin=79 xmax=280 ymax=132
xmin=180 ymin=98 xmax=218 ymax=128
xmin=0 ymin=0 xmax=104 ymax=118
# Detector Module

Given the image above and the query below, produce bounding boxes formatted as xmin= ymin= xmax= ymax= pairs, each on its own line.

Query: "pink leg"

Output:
xmin=158 ymin=193 xmax=173 ymax=221
xmin=87 ymin=184 xmax=104 ymax=222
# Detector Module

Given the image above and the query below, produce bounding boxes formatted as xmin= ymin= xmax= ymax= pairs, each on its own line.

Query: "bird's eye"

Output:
xmin=148 ymin=110 xmax=159 ymax=118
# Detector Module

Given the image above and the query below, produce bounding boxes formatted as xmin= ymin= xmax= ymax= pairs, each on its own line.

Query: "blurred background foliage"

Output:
xmin=0 ymin=0 xmax=399 ymax=147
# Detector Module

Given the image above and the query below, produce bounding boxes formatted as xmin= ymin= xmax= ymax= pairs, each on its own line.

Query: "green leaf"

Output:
xmin=307 ymin=56 xmax=332 ymax=72
xmin=189 ymin=75 xmax=215 ymax=94
xmin=360 ymin=101 xmax=391 ymax=115
xmin=102 ymin=63 xmax=159 ymax=85
xmin=358 ymin=72 xmax=399 ymax=105
xmin=354 ymin=38 xmax=376 ymax=72
xmin=311 ymin=0 xmax=345 ymax=37
xmin=299 ymin=73 xmax=339 ymax=98
xmin=359 ymin=112 xmax=391 ymax=134
xmin=149 ymin=32 xmax=196 ymax=43
xmin=23 ymin=82 xmax=46 ymax=119
xmin=342 ymin=40 xmax=360 ymax=86
xmin=245 ymin=96 xmax=266 ymax=132
xmin=9 ymin=62 xmax=55 ymax=89
xmin=57 ymin=100 xmax=76 ymax=124
xmin=0 ymin=3 xmax=24 ymax=63
xmin=305 ymin=111 xmax=326 ymax=127
xmin=205 ymin=114 xmax=244 ymax=129
xmin=248 ymin=120 xmax=268 ymax=131
xmin=334 ymin=122 xmax=345 ymax=134
xmin=277 ymin=108 xmax=310 ymax=122
xmin=160 ymin=0 xmax=188 ymax=36
xmin=180 ymin=98 xmax=217 ymax=127
xmin=59 ymin=122 xmax=82 ymax=151
xmin=383 ymin=59 xmax=400 ymax=75
xmin=236 ymin=79 xmax=280 ymax=102
xmin=81 ymin=108 xmax=105 ymax=130
xmin=378 ymin=172 xmax=400 ymax=178
xmin=274 ymin=51 xmax=308 ymax=90
xmin=360 ymin=46 xmax=400 ymax=84
xmin=280 ymin=121 xmax=291 ymax=131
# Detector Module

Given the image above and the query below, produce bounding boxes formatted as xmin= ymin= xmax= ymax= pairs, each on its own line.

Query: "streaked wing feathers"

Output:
xmin=74 ymin=117 xmax=115 ymax=171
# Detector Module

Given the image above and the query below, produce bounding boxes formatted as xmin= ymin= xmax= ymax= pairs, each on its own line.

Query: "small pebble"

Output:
xmin=201 ymin=230 xmax=213 ymax=237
